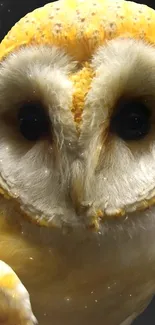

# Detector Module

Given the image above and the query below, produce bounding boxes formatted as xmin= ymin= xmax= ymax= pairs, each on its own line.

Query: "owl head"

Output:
xmin=0 ymin=0 xmax=155 ymax=233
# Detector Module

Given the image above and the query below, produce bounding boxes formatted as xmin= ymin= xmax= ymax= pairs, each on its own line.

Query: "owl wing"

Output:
xmin=0 ymin=260 xmax=37 ymax=325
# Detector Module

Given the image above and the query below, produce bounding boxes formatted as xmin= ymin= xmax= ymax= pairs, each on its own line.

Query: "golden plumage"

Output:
xmin=0 ymin=0 xmax=155 ymax=62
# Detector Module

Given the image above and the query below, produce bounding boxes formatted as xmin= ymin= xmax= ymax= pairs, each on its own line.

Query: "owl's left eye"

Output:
xmin=18 ymin=103 xmax=50 ymax=141
xmin=110 ymin=99 xmax=151 ymax=141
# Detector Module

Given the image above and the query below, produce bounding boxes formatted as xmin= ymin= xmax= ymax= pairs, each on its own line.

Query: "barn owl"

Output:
xmin=1 ymin=0 xmax=155 ymax=324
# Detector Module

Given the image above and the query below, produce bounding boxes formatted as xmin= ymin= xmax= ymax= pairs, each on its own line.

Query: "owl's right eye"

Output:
xmin=18 ymin=103 xmax=50 ymax=141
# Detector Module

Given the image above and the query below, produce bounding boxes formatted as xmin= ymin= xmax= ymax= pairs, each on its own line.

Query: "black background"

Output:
xmin=0 ymin=0 xmax=154 ymax=324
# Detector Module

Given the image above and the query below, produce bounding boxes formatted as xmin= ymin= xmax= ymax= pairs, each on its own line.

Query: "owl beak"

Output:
xmin=70 ymin=181 xmax=84 ymax=215
xmin=70 ymin=159 xmax=85 ymax=215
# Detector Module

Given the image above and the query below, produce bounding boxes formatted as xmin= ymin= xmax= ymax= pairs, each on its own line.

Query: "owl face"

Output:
xmin=0 ymin=0 xmax=155 ymax=231
xmin=0 ymin=37 xmax=155 ymax=232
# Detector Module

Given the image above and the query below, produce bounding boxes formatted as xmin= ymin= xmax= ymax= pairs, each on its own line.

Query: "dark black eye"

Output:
xmin=18 ymin=103 xmax=50 ymax=141
xmin=110 ymin=99 xmax=151 ymax=141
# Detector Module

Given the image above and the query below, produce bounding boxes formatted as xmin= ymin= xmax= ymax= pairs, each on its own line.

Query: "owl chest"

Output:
xmin=0 ymin=216 xmax=153 ymax=325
